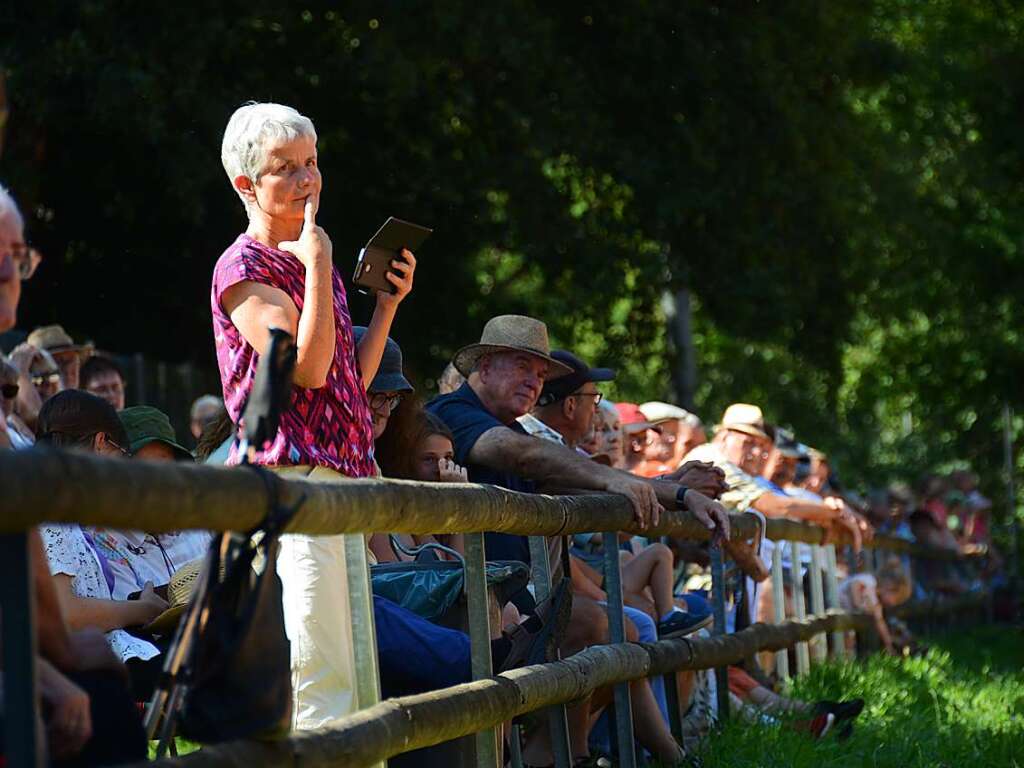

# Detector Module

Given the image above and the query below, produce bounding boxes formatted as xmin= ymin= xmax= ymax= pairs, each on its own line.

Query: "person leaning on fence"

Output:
xmin=637 ymin=401 xmax=707 ymax=476
xmin=80 ymin=354 xmax=127 ymax=411
xmin=213 ymin=101 xmax=416 ymax=730
xmin=427 ymin=316 xmax=731 ymax=764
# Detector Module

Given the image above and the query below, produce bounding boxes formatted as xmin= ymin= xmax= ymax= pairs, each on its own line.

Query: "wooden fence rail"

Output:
xmin=0 ymin=450 xmax=979 ymax=560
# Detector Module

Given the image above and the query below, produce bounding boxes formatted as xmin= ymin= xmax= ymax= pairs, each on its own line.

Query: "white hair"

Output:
xmin=0 ymin=182 xmax=24 ymax=232
xmin=190 ymin=394 xmax=225 ymax=422
xmin=220 ymin=102 xmax=317 ymax=208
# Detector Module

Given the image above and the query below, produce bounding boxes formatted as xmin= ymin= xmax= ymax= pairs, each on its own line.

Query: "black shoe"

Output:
xmin=658 ymin=610 xmax=713 ymax=638
xmin=813 ymin=698 xmax=865 ymax=725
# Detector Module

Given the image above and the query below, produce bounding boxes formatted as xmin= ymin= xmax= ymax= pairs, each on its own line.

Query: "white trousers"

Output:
xmin=272 ymin=465 xmax=363 ymax=732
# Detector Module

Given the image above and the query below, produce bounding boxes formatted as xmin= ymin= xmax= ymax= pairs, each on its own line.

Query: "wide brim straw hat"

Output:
xmin=26 ymin=324 xmax=94 ymax=357
xmin=452 ymin=315 xmax=574 ymax=378
xmin=143 ymin=557 xmax=207 ymax=635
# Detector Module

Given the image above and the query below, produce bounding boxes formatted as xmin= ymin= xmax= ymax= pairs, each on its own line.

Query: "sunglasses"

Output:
xmin=1 ymin=383 xmax=18 ymax=399
xmin=31 ymin=372 xmax=61 ymax=388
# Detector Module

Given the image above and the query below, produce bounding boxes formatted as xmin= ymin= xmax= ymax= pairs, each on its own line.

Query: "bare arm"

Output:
xmin=356 ymin=249 xmax=416 ymax=389
xmin=31 ymin=529 xmax=76 ymax=670
xmin=469 ymin=426 xmax=661 ymax=528
xmin=9 ymin=343 xmax=44 ymax=430
xmin=222 ymin=196 xmax=335 ymax=389
xmin=52 ymin=575 xmax=167 ymax=632
xmin=753 ymin=492 xmax=837 ymax=523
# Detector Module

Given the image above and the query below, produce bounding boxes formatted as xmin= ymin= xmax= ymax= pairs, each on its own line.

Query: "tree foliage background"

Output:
xmin=2 ymin=1 xmax=1023 ymax=520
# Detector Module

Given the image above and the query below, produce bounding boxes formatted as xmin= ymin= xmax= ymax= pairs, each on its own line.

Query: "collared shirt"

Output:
xmin=683 ymin=442 xmax=766 ymax=512
xmin=86 ymin=528 xmax=213 ymax=600
xmin=211 ymin=234 xmax=376 ymax=476
xmin=517 ymin=413 xmax=566 ymax=445
xmin=427 ymin=382 xmax=534 ymax=564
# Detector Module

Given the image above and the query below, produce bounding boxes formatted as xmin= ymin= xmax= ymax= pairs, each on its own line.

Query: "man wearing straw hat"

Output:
xmin=684 ymin=403 xmax=865 ymax=540
xmin=27 ymin=323 xmax=93 ymax=390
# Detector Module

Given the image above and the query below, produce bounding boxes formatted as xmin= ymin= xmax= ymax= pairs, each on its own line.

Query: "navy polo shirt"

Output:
xmin=426 ymin=382 xmax=534 ymax=564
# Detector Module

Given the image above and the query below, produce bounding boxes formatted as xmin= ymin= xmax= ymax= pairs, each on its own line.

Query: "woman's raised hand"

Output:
xmin=279 ymin=193 xmax=332 ymax=269
xmin=376 ymin=247 xmax=416 ymax=310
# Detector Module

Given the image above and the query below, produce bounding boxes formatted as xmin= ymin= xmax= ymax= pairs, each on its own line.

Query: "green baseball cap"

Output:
xmin=118 ymin=406 xmax=193 ymax=462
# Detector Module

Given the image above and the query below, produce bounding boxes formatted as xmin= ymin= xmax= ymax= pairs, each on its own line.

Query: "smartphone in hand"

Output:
xmin=354 ymin=217 xmax=432 ymax=294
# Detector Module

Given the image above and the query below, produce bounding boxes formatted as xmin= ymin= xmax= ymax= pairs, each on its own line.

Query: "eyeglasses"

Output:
xmin=31 ymin=372 xmax=61 ymax=388
xmin=104 ymin=436 xmax=130 ymax=456
xmin=369 ymin=393 xmax=403 ymax=413
xmin=7 ymin=243 xmax=42 ymax=281
xmin=568 ymin=391 xmax=604 ymax=405
xmin=1 ymin=383 xmax=18 ymax=399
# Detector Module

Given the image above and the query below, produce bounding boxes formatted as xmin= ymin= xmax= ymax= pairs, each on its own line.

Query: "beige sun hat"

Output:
xmin=714 ymin=403 xmax=770 ymax=441
xmin=452 ymin=315 xmax=574 ymax=378
xmin=640 ymin=401 xmax=703 ymax=427
xmin=27 ymin=324 xmax=93 ymax=357
xmin=143 ymin=557 xmax=207 ymax=635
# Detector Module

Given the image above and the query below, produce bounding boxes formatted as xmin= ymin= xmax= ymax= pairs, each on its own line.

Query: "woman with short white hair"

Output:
xmin=212 ymin=102 xmax=416 ymax=730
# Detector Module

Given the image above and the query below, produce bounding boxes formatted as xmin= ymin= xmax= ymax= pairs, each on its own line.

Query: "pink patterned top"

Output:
xmin=211 ymin=234 xmax=376 ymax=476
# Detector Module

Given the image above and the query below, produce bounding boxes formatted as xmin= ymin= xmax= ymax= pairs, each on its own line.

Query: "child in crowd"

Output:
xmin=839 ymin=557 xmax=912 ymax=655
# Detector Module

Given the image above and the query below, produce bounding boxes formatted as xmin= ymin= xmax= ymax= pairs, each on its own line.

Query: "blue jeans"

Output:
xmin=374 ymin=596 xmax=472 ymax=698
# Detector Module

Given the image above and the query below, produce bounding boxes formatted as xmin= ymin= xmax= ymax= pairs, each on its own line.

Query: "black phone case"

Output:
xmin=353 ymin=217 xmax=432 ymax=294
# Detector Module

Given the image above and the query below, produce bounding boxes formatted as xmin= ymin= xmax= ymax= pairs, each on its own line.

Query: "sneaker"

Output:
xmin=814 ymin=698 xmax=865 ymax=725
xmin=658 ymin=610 xmax=714 ymax=638
xmin=811 ymin=713 xmax=836 ymax=739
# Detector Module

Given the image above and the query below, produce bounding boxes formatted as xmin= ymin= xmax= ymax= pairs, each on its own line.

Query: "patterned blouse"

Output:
xmin=211 ymin=234 xmax=376 ymax=476
xmin=40 ymin=524 xmax=160 ymax=663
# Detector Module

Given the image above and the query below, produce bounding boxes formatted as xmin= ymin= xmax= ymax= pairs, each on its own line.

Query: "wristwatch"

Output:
xmin=675 ymin=486 xmax=690 ymax=510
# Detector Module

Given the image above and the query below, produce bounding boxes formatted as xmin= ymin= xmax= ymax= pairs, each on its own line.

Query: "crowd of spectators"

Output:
xmin=0 ymin=102 xmax=1008 ymax=765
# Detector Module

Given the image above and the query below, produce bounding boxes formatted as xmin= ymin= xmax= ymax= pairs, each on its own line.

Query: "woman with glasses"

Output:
xmin=34 ymin=392 xmax=168 ymax=678
xmin=212 ymin=103 xmax=416 ymax=730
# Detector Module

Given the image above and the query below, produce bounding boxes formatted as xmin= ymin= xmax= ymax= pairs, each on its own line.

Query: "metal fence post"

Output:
xmin=342 ymin=535 xmax=385 ymax=768
xmin=602 ymin=531 xmax=637 ymax=768
xmin=808 ymin=545 xmax=827 ymax=663
xmin=528 ymin=536 xmax=572 ymax=768
xmin=770 ymin=541 xmax=789 ymax=681
xmin=464 ymin=532 xmax=500 ymax=768
xmin=789 ymin=541 xmax=810 ymax=676
xmin=0 ymin=531 xmax=42 ymax=768
xmin=709 ymin=545 xmax=729 ymax=721
xmin=824 ymin=544 xmax=845 ymax=659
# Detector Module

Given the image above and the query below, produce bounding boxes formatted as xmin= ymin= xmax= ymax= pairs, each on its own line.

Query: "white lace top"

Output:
xmin=40 ymin=523 xmax=160 ymax=663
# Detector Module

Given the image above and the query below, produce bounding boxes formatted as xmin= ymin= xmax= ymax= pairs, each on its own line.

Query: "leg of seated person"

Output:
xmin=621 ymin=606 xmax=669 ymax=723
xmin=523 ymin=596 xmax=607 ymax=765
xmin=622 ymin=542 xmax=678 ymax=621
xmin=622 ymin=614 xmax=684 ymax=764
xmin=54 ymin=669 xmax=147 ymax=768
xmin=373 ymin=596 xmax=472 ymax=698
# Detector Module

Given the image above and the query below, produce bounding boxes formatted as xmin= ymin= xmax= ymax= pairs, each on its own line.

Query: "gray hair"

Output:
xmin=190 ymin=394 xmax=225 ymax=422
xmin=220 ymin=102 xmax=317 ymax=208
xmin=0 ymin=182 xmax=24 ymax=232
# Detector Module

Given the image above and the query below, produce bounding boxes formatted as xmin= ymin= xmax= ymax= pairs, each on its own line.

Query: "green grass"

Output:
xmin=695 ymin=625 xmax=1024 ymax=768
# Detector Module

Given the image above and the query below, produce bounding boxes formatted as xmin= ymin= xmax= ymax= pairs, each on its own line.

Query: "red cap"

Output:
xmin=616 ymin=402 xmax=662 ymax=433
